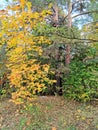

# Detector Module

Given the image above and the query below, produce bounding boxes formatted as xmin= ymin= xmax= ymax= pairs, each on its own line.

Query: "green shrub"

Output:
xmin=63 ymin=47 xmax=98 ymax=102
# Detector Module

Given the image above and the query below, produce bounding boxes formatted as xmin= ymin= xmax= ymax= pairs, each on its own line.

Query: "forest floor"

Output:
xmin=0 ymin=96 xmax=98 ymax=130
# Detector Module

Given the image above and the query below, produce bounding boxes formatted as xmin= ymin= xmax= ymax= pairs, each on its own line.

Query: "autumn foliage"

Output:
xmin=0 ymin=0 xmax=54 ymax=104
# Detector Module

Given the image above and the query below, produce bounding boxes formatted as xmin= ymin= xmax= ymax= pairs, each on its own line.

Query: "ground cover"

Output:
xmin=0 ymin=96 xmax=98 ymax=130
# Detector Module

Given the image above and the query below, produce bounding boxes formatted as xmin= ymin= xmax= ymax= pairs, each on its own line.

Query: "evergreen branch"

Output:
xmin=54 ymin=32 xmax=98 ymax=43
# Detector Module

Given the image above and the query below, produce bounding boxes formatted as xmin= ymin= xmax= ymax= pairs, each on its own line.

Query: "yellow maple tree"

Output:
xmin=0 ymin=0 xmax=54 ymax=104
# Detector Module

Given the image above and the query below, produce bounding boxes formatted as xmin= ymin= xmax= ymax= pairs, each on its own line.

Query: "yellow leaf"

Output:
xmin=77 ymin=109 xmax=81 ymax=113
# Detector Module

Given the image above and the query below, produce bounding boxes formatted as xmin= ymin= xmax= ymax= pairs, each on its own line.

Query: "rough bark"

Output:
xmin=52 ymin=4 xmax=59 ymax=27
xmin=66 ymin=0 xmax=72 ymax=66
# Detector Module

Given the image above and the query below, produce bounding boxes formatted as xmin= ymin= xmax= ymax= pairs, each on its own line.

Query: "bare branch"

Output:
xmin=72 ymin=10 xmax=98 ymax=19
xmin=72 ymin=0 xmax=82 ymax=6
xmin=83 ymin=20 xmax=98 ymax=25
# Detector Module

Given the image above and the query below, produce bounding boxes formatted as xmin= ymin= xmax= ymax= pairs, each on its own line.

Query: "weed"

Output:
xmin=66 ymin=125 xmax=76 ymax=130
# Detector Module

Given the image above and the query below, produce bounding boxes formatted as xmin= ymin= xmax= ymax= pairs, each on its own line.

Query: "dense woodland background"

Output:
xmin=0 ymin=0 xmax=98 ymax=104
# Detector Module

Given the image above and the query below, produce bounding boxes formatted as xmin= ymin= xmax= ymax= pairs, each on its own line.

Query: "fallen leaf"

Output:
xmin=52 ymin=127 xmax=57 ymax=130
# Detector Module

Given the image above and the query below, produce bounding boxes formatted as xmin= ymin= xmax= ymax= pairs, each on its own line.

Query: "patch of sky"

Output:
xmin=73 ymin=15 xmax=93 ymax=30
xmin=0 ymin=0 xmax=13 ymax=9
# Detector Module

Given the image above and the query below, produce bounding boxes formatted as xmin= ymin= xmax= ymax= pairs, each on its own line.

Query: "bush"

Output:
xmin=63 ymin=47 xmax=98 ymax=102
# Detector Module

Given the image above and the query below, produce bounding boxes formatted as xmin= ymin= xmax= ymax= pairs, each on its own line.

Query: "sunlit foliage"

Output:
xmin=0 ymin=0 xmax=54 ymax=104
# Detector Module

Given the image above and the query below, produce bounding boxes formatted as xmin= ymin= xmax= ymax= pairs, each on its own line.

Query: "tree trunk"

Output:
xmin=66 ymin=0 xmax=72 ymax=66
xmin=52 ymin=3 xmax=62 ymax=94
xmin=52 ymin=4 xmax=59 ymax=27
